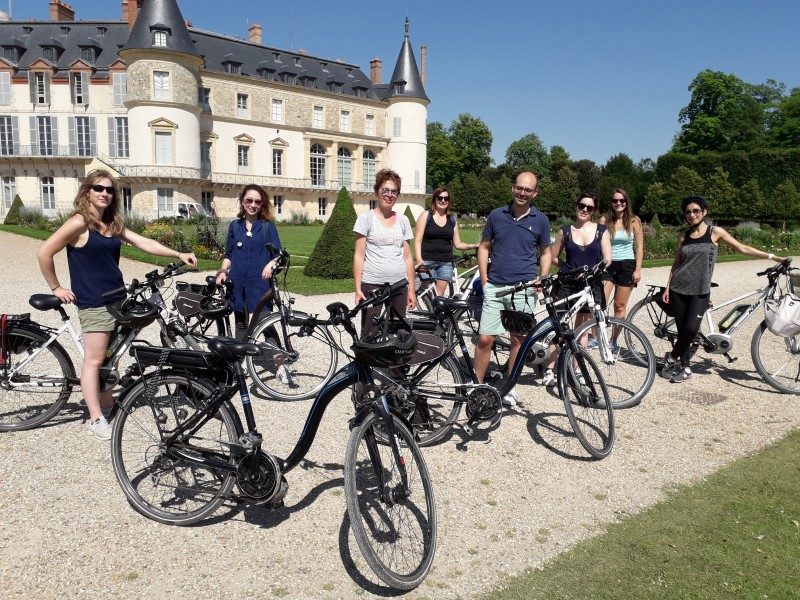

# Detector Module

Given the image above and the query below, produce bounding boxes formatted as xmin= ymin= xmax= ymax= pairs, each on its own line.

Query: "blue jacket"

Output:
xmin=223 ymin=219 xmax=282 ymax=313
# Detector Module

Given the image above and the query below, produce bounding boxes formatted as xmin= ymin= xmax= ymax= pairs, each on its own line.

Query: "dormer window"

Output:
xmin=346 ymin=68 xmax=353 ymax=77
xmin=42 ymin=46 xmax=58 ymax=63
xmin=294 ymin=57 xmax=301 ymax=67
xmin=3 ymin=47 xmax=19 ymax=63
xmin=282 ymin=73 xmax=297 ymax=85
xmin=23 ymin=27 xmax=33 ymax=35
xmin=257 ymin=68 xmax=275 ymax=81
xmin=223 ymin=61 xmax=242 ymax=75
xmin=153 ymin=30 xmax=168 ymax=47
xmin=97 ymin=26 xmax=107 ymax=36
xmin=300 ymin=76 xmax=316 ymax=88
xmin=80 ymin=47 xmax=96 ymax=63
xmin=321 ymin=62 xmax=328 ymax=72
xmin=328 ymin=82 xmax=342 ymax=94
xmin=392 ymin=82 xmax=406 ymax=95
xmin=60 ymin=26 xmax=71 ymax=36
xmin=354 ymin=86 xmax=368 ymax=98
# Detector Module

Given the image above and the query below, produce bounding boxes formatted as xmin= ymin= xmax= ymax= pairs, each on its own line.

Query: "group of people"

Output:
xmin=39 ymin=166 xmax=786 ymax=439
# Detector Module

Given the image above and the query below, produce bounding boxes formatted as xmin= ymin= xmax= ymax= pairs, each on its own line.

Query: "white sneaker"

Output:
xmin=86 ymin=417 xmax=112 ymax=440
xmin=276 ymin=365 xmax=293 ymax=385
xmin=502 ymin=387 xmax=517 ymax=406
xmin=542 ymin=369 xmax=557 ymax=387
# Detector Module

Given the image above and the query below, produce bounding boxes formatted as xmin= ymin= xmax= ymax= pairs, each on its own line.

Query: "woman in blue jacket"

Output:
xmin=216 ymin=184 xmax=282 ymax=339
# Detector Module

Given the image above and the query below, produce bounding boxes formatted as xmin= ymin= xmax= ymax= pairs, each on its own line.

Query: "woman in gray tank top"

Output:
xmin=661 ymin=196 xmax=786 ymax=383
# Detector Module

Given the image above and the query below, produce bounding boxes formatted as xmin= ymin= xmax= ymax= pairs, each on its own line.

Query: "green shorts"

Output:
xmin=78 ymin=304 xmax=119 ymax=333
xmin=478 ymin=282 xmax=537 ymax=336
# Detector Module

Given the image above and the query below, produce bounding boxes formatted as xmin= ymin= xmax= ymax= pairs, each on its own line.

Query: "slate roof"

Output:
xmin=386 ymin=19 xmax=429 ymax=102
xmin=122 ymin=0 xmax=198 ymax=57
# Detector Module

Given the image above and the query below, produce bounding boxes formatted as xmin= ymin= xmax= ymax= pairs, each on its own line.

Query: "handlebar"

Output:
xmin=100 ymin=262 xmax=189 ymax=301
xmin=453 ymin=251 xmax=477 ymax=266
xmin=757 ymin=257 xmax=792 ymax=278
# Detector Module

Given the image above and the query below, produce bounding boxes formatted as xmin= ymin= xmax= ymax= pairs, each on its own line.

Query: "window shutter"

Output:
xmin=68 ymin=116 xmax=76 ymax=155
xmin=69 ymin=73 xmax=76 ymax=104
xmin=11 ymin=116 xmax=18 ymax=152
xmin=82 ymin=73 xmax=90 ymax=105
xmin=43 ymin=73 xmax=51 ymax=104
xmin=89 ymin=117 xmax=96 ymax=155
xmin=51 ymin=116 xmax=58 ymax=150
xmin=28 ymin=73 xmax=36 ymax=104
xmin=108 ymin=117 xmax=116 ymax=157
xmin=29 ymin=116 xmax=37 ymax=155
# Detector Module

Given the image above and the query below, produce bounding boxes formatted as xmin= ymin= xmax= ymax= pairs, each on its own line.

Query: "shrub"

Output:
xmin=304 ymin=187 xmax=357 ymax=279
xmin=141 ymin=222 xmax=174 ymax=246
xmin=735 ymin=221 xmax=762 ymax=244
xmin=404 ymin=205 xmax=416 ymax=228
xmin=650 ymin=214 xmax=662 ymax=230
xmin=170 ymin=228 xmax=191 ymax=253
xmin=20 ymin=207 xmax=52 ymax=231
xmin=3 ymin=194 xmax=23 ymax=225
xmin=195 ymin=217 xmax=225 ymax=255
xmin=51 ymin=211 xmax=74 ymax=230
xmin=288 ymin=210 xmax=311 ymax=225
xmin=216 ymin=218 xmax=234 ymax=249
xmin=123 ymin=212 xmax=149 ymax=234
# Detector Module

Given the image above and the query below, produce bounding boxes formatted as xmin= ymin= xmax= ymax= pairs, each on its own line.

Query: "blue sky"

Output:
xmin=10 ymin=0 xmax=799 ymax=166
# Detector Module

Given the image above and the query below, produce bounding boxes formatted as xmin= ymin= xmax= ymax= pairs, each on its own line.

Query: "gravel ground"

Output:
xmin=0 ymin=231 xmax=798 ymax=599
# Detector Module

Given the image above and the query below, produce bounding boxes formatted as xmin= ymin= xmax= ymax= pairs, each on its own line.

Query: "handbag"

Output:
xmin=764 ymin=293 xmax=800 ymax=337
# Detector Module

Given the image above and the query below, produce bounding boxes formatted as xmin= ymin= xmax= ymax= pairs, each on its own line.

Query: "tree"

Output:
xmin=597 ymin=153 xmax=651 ymax=212
xmin=450 ymin=113 xmax=493 ymax=176
xmin=504 ymin=132 xmax=550 ymax=176
xmin=403 ymin=205 xmax=416 ymax=228
xmin=303 ymin=187 xmax=357 ymax=279
xmin=572 ymin=159 xmax=600 ymax=194
xmin=704 ymin=167 xmax=738 ymax=220
xmin=538 ymin=164 xmax=579 ymax=217
xmin=768 ymin=88 xmax=800 ymax=148
xmin=3 ymin=194 xmax=23 ymax=225
xmin=738 ymin=179 xmax=767 ymax=221
xmin=426 ymin=121 xmax=459 ymax=187
xmin=549 ymin=145 xmax=571 ymax=173
xmin=772 ymin=180 xmax=800 ymax=223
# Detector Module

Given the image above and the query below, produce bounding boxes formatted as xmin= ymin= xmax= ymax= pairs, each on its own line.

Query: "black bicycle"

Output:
xmin=109 ymin=280 xmax=436 ymax=591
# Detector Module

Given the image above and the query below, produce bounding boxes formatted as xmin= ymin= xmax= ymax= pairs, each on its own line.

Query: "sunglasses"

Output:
xmin=576 ymin=203 xmax=596 ymax=213
xmin=611 ymin=198 xmax=627 ymax=205
xmin=379 ymin=187 xmax=399 ymax=197
xmin=90 ymin=184 xmax=115 ymax=195
xmin=436 ymin=196 xmax=450 ymax=202
xmin=243 ymin=198 xmax=263 ymax=206
xmin=684 ymin=208 xmax=703 ymax=216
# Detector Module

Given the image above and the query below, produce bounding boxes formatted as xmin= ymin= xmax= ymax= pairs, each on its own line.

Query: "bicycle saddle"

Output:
xmin=29 ymin=294 xmax=64 ymax=311
xmin=431 ymin=296 xmax=469 ymax=313
xmin=207 ymin=337 xmax=262 ymax=360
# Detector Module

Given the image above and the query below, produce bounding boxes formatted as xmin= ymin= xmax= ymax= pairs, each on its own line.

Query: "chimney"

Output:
xmin=49 ymin=0 xmax=75 ymax=21
xmin=121 ymin=0 xmax=142 ymax=31
xmin=420 ymin=44 xmax=427 ymax=87
xmin=369 ymin=57 xmax=382 ymax=85
xmin=248 ymin=23 xmax=262 ymax=45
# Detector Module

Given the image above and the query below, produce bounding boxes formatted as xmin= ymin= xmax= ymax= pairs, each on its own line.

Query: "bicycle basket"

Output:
xmin=764 ymin=293 xmax=800 ymax=337
xmin=500 ymin=309 xmax=535 ymax=336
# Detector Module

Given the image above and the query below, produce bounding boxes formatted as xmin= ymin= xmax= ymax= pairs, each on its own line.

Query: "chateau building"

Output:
xmin=0 ymin=0 xmax=429 ymax=221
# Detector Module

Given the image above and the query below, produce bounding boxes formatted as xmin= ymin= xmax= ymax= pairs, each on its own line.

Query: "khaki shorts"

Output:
xmin=78 ymin=304 xmax=119 ymax=333
xmin=478 ymin=282 xmax=537 ymax=336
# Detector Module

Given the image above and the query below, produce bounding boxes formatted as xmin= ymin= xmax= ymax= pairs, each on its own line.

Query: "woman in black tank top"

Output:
xmin=37 ymin=170 xmax=197 ymax=439
xmin=661 ymin=195 xmax=786 ymax=383
xmin=413 ymin=186 xmax=478 ymax=295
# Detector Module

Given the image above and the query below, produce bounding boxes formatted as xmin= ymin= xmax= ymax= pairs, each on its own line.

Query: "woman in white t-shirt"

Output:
xmin=353 ymin=168 xmax=416 ymax=336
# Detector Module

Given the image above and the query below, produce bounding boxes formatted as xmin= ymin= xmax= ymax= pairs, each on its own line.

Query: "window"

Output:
xmin=2 ymin=176 xmax=15 ymax=209
xmin=74 ymin=116 xmax=93 ymax=156
xmin=111 ymin=73 xmax=127 ymax=106
xmin=273 ymin=195 xmax=283 ymax=215
xmin=294 ymin=57 xmax=301 ymax=67
xmin=22 ymin=26 xmax=32 ymax=34
xmin=70 ymin=72 xmax=89 ymax=105
xmin=153 ymin=30 xmax=168 ymax=47
xmin=3 ymin=48 xmax=18 ymax=62
xmin=114 ymin=117 xmax=129 ymax=158
xmin=369 ymin=200 xmax=377 ymax=210
xmin=272 ymin=148 xmax=283 ymax=176
xmin=157 ymin=188 xmax=173 ymax=216
xmin=153 ymin=70 xmax=170 ymax=100
xmin=0 ymin=72 xmax=10 ymax=105
xmin=362 ymin=150 xmax=376 ymax=187
xmin=257 ymin=68 xmax=274 ymax=81
xmin=328 ymin=82 xmax=342 ymax=93
xmin=393 ymin=82 xmax=405 ymax=95
xmin=60 ymin=26 xmax=71 ymax=36
xmin=154 ymin=131 xmax=172 ymax=164
xmin=321 ymin=62 xmax=328 ymax=72
xmin=237 ymin=93 xmax=248 ymax=117
xmin=310 ymin=143 xmax=326 ymax=186
xmin=393 ymin=117 xmax=402 ymax=137
xmin=0 ymin=116 xmax=15 ymax=155
xmin=31 ymin=72 xmax=50 ymax=105
xmin=237 ymin=145 xmax=249 ymax=174
xmin=97 ymin=26 xmax=107 ymax=36
xmin=40 ymin=177 xmax=55 ymax=212
xmin=80 ymin=47 xmax=96 ymax=63
xmin=339 ymin=110 xmax=350 ymax=133
xmin=365 ymin=114 xmax=374 ymax=136
xmin=200 ymin=141 xmax=212 ymax=171
xmin=312 ymin=105 xmax=323 ymax=129
xmin=224 ymin=62 xmax=241 ymax=75
xmin=201 ymin=191 xmax=214 ymax=214
xmin=318 ymin=197 xmax=327 ymax=217
xmin=122 ymin=187 xmax=132 ymax=214
xmin=355 ymin=87 xmax=367 ymax=98
xmin=198 ymin=87 xmax=210 ymax=111
xmin=283 ymin=73 xmax=296 ymax=85
xmin=337 ymin=147 xmax=352 ymax=187
xmin=271 ymin=98 xmax=283 ymax=123
xmin=345 ymin=68 xmax=353 ymax=78
xmin=35 ymin=116 xmax=54 ymax=156
xmin=42 ymin=47 xmax=57 ymax=63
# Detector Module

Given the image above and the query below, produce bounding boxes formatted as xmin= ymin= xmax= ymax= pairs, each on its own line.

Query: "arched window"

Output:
xmin=310 ymin=143 xmax=326 ymax=187
xmin=362 ymin=149 xmax=377 ymax=187
xmin=337 ymin=146 xmax=352 ymax=187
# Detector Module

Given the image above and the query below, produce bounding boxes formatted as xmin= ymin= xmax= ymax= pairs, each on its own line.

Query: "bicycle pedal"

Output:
xmin=724 ymin=353 xmax=738 ymax=363
xmin=463 ymin=424 xmax=474 ymax=437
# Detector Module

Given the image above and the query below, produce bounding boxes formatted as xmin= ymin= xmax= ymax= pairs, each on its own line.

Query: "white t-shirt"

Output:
xmin=354 ymin=210 xmax=412 ymax=284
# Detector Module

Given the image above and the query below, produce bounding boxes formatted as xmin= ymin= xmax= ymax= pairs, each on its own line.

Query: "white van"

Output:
xmin=175 ymin=201 xmax=209 ymax=219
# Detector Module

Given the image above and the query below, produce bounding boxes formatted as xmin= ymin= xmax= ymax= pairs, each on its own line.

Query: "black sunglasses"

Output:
xmin=684 ymin=208 xmax=703 ymax=216
xmin=576 ymin=202 xmax=596 ymax=212
xmin=90 ymin=184 xmax=115 ymax=195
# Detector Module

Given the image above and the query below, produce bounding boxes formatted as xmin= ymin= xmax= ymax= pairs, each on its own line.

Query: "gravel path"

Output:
xmin=0 ymin=231 xmax=798 ymax=599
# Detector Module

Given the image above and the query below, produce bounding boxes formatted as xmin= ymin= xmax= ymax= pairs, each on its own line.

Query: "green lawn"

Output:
xmin=485 ymin=429 xmax=800 ymax=600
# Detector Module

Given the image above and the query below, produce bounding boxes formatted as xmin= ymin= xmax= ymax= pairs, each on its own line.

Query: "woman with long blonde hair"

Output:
xmin=37 ymin=169 xmax=197 ymax=439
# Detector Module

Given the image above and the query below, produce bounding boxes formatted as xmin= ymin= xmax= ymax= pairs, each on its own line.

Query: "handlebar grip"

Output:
xmin=389 ymin=279 xmax=409 ymax=295
xmin=101 ymin=285 xmax=128 ymax=300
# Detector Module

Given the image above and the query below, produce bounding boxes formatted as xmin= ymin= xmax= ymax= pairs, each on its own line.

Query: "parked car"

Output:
xmin=175 ymin=201 xmax=209 ymax=219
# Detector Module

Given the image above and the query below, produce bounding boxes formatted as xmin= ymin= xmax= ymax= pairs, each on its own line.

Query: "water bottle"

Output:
xmin=719 ymin=304 xmax=749 ymax=333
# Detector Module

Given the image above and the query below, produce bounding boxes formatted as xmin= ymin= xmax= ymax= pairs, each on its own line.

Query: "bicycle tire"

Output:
xmin=557 ymin=347 xmax=614 ymax=459
xmin=575 ymin=317 xmax=655 ymax=409
xmin=627 ymin=294 xmax=676 ymax=365
xmin=0 ymin=326 xmax=75 ymax=432
xmin=750 ymin=320 xmax=800 ymax=394
xmin=110 ymin=373 xmax=240 ymax=525
xmin=344 ymin=411 xmax=437 ymax=590
xmin=245 ymin=311 xmax=338 ymax=401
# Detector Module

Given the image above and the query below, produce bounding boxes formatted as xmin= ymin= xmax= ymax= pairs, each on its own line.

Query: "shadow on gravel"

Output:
xmin=523 ymin=410 xmax=597 ymax=462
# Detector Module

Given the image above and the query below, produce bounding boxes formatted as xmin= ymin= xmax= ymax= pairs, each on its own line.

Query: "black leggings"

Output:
xmin=669 ymin=290 xmax=709 ymax=368
xmin=360 ymin=282 xmax=408 ymax=339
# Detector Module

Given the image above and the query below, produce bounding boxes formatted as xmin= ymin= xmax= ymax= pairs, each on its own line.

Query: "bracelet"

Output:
xmin=768 ymin=253 xmax=775 ymax=260
xmin=50 ymin=284 xmax=60 ymax=291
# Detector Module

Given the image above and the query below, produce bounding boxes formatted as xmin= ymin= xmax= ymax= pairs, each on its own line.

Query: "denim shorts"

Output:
xmin=423 ymin=260 xmax=454 ymax=282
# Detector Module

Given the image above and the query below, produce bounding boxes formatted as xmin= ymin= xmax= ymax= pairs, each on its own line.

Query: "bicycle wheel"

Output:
xmin=627 ymin=295 xmax=676 ymax=365
xmin=344 ymin=411 xmax=437 ymax=590
xmin=575 ymin=317 xmax=655 ymax=409
xmin=110 ymin=373 xmax=239 ymax=525
xmin=0 ymin=327 xmax=75 ymax=431
xmin=400 ymin=353 xmax=464 ymax=447
xmin=246 ymin=312 xmax=338 ymax=401
xmin=751 ymin=320 xmax=800 ymax=394
xmin=557 ymin=347 xmax=614 ymax=459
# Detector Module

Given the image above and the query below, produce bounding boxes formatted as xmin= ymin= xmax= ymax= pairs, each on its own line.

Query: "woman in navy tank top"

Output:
xmin=37 ymin=170 xmax=197 ymax=439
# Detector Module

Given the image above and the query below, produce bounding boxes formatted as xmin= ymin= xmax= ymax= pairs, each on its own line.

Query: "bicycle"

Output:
xmin=376 ymin=272 xmax=615 ymax=459
xmin=626 ymin=258 xmax=800 ymax=393
xmin=109 ymin=280 xmax=436 ymax=591
xmin=0 ymin=263 xmax=191 ymax=431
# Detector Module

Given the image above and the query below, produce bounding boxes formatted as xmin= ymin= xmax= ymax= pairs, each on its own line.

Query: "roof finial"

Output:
xmin=404 ymin=17 xmax=410 ymax=38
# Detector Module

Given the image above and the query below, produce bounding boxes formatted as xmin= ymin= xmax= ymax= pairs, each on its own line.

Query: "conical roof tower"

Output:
xmin=386 ymin=18 xmax=429 ymax=102
xmin=122 ymin=0 xmax=198 ymax=57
